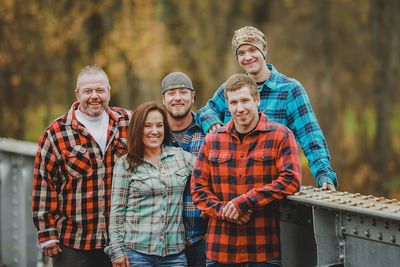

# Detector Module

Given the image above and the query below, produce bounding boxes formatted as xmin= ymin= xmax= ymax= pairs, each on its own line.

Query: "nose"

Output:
xmin=90 ymin=89 xmax=99 ymax=98
xmin=173 ymin=92 xmax=183 ymax=101
xmin=243 ymin=51 xmax=252 ymax=61
xmin=150 ymin=125 xmax=159 ymax=133
xmin=237 ymin=102 xmax=245 ymax=112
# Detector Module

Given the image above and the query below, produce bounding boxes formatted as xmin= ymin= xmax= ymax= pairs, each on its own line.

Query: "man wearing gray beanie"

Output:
xmin=161 ymin=71 xmax=207 ymax=267
xmin=198 ymin=26 xmax=337 ymax=192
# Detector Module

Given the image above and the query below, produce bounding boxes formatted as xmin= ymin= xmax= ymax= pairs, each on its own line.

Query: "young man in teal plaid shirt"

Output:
xmin=198 ymin=26 xmax=337 ymax=190
xmin=161 ymin=72 xmax=207 ymax=267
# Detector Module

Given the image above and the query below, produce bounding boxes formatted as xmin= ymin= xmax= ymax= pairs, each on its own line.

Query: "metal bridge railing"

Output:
xmin=0 ymin=138 xmax=39 ymax=267
xmin=1 ymin=138 xmax=399 ymax=267
xmin=281 ymin=187 xmax=400 ymax=266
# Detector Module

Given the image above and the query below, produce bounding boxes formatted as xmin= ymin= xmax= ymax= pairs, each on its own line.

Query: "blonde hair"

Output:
xmin=224 ymin=73 xmax=258 ymax=100
xmin=75 ymin=64 xmax=111 ymax=91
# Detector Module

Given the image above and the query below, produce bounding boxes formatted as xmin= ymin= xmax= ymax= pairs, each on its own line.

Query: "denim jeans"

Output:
xmin=185 ymin=239 xmax=206 ymax=267
xmin=206 ymin=259 xmax=281 ymax=267
xmin=126 ymin=248 xmax=187 ymax=267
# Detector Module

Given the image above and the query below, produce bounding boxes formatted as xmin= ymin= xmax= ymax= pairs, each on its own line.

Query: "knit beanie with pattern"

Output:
xmin=232 ymin=26 xmax=268 ymax=58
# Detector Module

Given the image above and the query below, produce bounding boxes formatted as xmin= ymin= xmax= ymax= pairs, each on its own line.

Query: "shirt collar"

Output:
xmin=160 ymin=145 xmax=177 ymax=160
xmin=260 ymin=63 xmax=279 ymax=91
xmin=190 ymin=112 xmax=205 ymax=132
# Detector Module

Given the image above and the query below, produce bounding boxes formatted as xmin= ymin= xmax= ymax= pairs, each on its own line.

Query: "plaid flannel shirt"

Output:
xmin=107 ymin=146 xmax=195 ymax=260
xmin=191 ymin=113 xmax=301 ymax=264
xmin=32 ymin=102 xmax=131 ymax=250
xmin=197 ymin=63 xmax=337 ymax=188
xmin=166 ymin=112 xmax=207 ymax=246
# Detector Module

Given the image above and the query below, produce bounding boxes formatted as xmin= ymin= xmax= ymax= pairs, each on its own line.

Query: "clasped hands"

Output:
xmin=221 ymin=201 xmax=252 ymax=224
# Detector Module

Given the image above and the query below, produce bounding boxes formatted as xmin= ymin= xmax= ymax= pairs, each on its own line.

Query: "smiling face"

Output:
xmin=143 ymin=110 xmax=165 ymax=155
xmin=236 ymin=44 xmax=267 ymax=76
xmin=227 ymin=86 xmax=260 ymax=133
xmin=75 ymin=73 xmax=110 ymax=117
xmin=162 ymin=87 xmax=195 ymax=119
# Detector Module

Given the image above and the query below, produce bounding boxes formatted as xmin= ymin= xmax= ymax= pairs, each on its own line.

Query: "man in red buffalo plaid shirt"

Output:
xmin=191 ymin=73 xmax=301 ymax=267
xmin=32 ymin=65 xmax=131 ymax=267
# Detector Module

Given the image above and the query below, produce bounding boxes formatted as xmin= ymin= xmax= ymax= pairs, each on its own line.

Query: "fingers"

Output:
xmin=222 ymin=202 xmax=239 ymax=220
xmin=327 ymin=183 xmax=336 ymax=191
xmin=322 ymin=182 xmax=327 ymax=190
xmin=237 ymin=214 xmax=249 ymax=224
xmin=43 ymin=243 xmax=61 ymax=257
xmin=208 ymin=124 xmax=222 ymax=133
xmin=125 ymin=256 xmax=131 ymax=267
xmin=322 ymin=182 xmax=336 ymax=191
xmin=112 ymin=256 xmax=130 ymax=267
xmin=233 ymin=210 xmax=253 ymax=224
xmin=239 ymin=210 xmax=252 ymax=223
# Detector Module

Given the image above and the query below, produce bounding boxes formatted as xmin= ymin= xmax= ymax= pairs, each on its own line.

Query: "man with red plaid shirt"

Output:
xmin=191 ymin=73 xmax=301 ymax=267
xmin=32 ymin=65 xmax=131 ymax=267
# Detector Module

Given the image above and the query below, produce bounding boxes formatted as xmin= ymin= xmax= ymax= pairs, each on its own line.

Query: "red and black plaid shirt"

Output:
xmin=32 ymin=102 xmax=131 ymax=250
xmin=191 ymin=113 xmax=301 ymax=263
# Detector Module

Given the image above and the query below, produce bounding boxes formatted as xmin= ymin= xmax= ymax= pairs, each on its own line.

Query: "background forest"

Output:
xmin=1 ymin=0 xmax=399 ymax=198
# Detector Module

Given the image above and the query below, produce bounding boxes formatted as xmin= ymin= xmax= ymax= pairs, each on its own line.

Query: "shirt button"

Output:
xmin=239 ymin=174 xmax=242 ymax=178
xmin=240 ymin=155 xmax=244 ymax=158
xmin=103 ymin=195 xmax=107 ymax=199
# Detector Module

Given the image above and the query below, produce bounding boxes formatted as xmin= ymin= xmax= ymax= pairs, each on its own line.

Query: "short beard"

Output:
xmin=168 ymin=107 xmax=191 ymax=120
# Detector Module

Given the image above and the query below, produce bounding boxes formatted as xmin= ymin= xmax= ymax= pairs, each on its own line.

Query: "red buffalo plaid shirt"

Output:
xmin=191 ymin=113 xmax=301 ymax=263
xmin=32 ymin=102 xmax=131 ymax=250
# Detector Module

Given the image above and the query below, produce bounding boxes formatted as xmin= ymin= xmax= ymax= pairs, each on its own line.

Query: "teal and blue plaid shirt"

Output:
xmin=197 ymin=64 xmax=337 ymax=187
xmin=167 ymin=112 xmax=207 ymax=246
xmin=107 ymin=146 xmax=195 ymax=260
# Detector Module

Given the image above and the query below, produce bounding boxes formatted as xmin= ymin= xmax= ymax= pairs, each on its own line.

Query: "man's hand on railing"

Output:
xmin=322 ymin=182 xmax=336 ymax=191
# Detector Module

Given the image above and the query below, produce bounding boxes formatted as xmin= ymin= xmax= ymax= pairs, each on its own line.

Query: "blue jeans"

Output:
xmin=185 ymin=239 xmax=206 ymax=267
xmin=126 ymin=248 xmax=187 ymax=267
xmin=206 ymin=259 xmax=281 ymax=267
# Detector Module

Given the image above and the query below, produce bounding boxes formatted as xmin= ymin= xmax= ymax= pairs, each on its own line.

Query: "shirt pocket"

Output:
xmin=173 ymin=169 xmax=190 ymax=188
xmin=208 ymin=152 xmax=232 ymax=164
xmin=130 ymin=175 xmax=153 ymax=196
xmin=252 ymin=151 xmax=275 ymax=162
xmin=62 ymin=145 xmax=93 ymax=179
xmin=248 ymin=151 xmax=276 ymax=185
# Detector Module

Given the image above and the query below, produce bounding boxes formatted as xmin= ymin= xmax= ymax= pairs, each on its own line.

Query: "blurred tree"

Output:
xmin=0 ymin=0 xmax=399 ymax=197
xmin=160 ymin=0 xmax=271 ymax=106
xmin=370 ymin=0 xmax=399 ymax=196
xmin=98 ymin=0 xmax=177 ymax=108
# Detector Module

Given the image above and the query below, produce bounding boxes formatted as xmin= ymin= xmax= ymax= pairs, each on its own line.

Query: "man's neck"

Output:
xmin=168 ymin=113 xmax=193 ymax=131
xmin=234 ymin=114 xmax=260 ymax=134
xmin=252 ymin=64 xmax=272 ymax=83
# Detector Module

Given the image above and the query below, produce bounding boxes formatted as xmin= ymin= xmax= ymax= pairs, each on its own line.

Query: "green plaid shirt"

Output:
xmin=107 ymin=146 xmax=195 ymax=260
